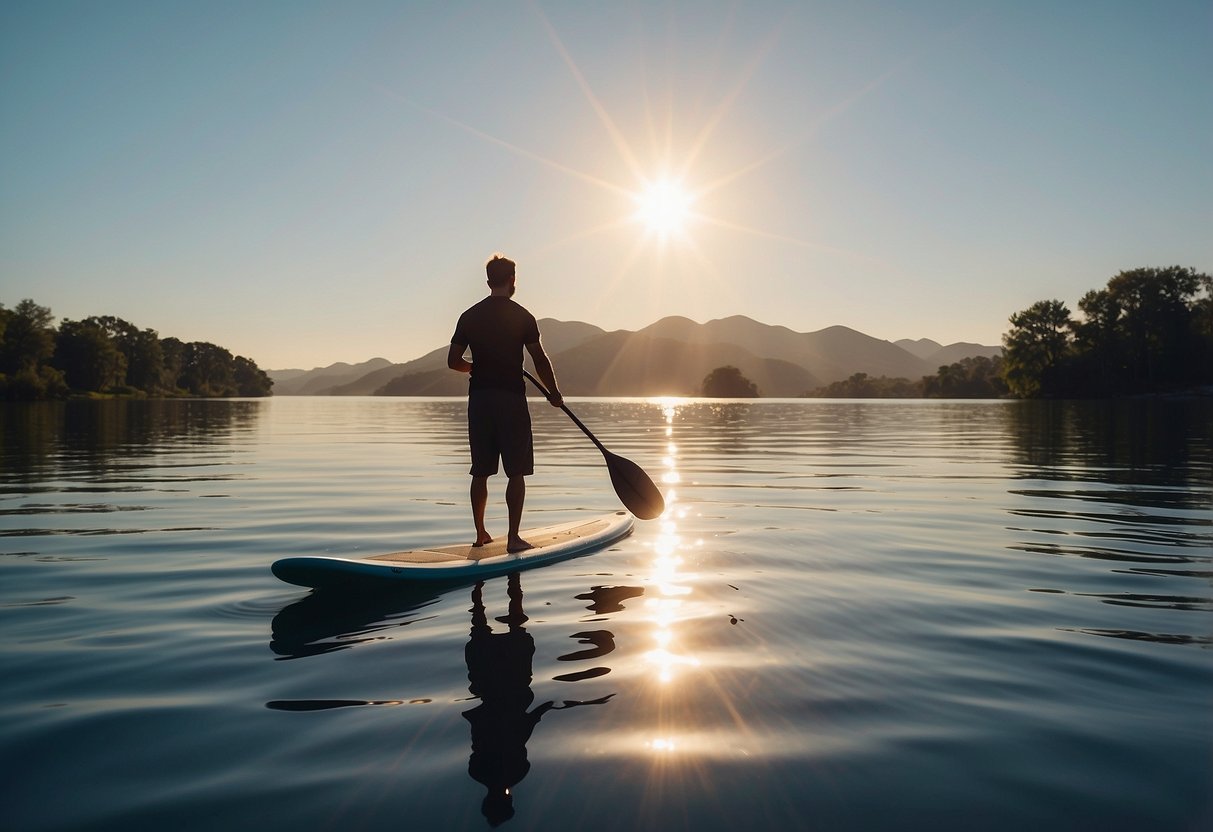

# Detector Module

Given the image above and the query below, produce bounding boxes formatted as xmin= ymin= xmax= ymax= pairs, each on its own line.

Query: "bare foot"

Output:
xmin=507 ymin=537 xmax=534 ymax=554
xmin=473 ymin=531 xmax=493 ymax=548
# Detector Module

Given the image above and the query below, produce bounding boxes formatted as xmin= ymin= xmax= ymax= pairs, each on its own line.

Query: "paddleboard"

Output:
xmin=271 ymin=511 xmax=634 ymax=589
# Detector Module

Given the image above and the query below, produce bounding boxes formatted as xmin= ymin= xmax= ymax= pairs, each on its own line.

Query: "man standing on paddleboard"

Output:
xmin=448 ymin=254 xmax=563 ymax=553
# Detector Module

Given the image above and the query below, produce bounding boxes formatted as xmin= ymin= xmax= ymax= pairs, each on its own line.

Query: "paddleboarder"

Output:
xmin=448 ymin=254 xmax=564 ymax=553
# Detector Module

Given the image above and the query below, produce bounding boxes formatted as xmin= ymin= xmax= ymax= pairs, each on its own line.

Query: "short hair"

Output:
xmin=485 ymin=254 xmax=516 ymax=288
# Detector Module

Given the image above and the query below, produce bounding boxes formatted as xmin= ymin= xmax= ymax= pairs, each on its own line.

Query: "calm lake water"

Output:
xmin=2 ymin=396 xmax=1211 ymax=831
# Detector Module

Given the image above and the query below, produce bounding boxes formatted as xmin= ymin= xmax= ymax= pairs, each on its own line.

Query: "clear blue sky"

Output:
xmin=3 ymin=1 xmax=1210 ymax=369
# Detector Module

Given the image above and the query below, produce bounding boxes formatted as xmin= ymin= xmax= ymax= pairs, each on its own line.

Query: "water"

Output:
xmin=2 ymin=396 xmax=1210 ymax=831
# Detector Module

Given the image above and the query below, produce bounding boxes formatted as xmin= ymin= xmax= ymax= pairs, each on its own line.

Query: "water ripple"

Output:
xmin=1061 ymin=628 xmax=1213 ymax=647
xmin=2 ymin=595 xmax=75 ymax=607
xmin=0 ymin=503 xmax=154 ymax=516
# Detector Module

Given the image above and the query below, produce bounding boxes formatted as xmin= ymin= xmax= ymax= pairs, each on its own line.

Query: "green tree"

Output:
xmin=0 ymin=300 xmax=67 ymax=399
xmin=1193 ymin=272 xmax=1213 ymax=382
xmin=1001 ymin=266 xmax=1211 ymax=397
xmin=3 ymin=298 xmax=275 ymax=399
xmin=233 ymin=355 xmax=273 ymax=397
xmin=160 ymin=337 xmax=186 ymax=392
xmin=180 ymin=341 xmax=237 ymax=396
xmin=922 ymin=355 xmax=1007 ymax=398
xmin=55 ymin=319 xmax=127 ymax=392
xmin=121 ymin=328 xmax=166 ymax=393
xmin=1077 ymin=269 xmax=1208 ymax=395
xmin=929 ymin=363 xmax=964 ymax=397
xmin=701 ymin=365 xmax=759 ymax=397
xmin=1002 ymin=299 xmax=1072 ymax=398
xmin=0 ymin=299 xmax=56 ymax=374
xmin=810 ymin=373 xmax=922 ymax=398
xmin=1071 ymin=286 xmax=1125 ymax=394
xmin=83 ymin=317 xmax=168 ymax=394
xmin=73 ymin=315 xmax=172 ymax=393
xmin=850 ymin=372 xmax=875 ymax=397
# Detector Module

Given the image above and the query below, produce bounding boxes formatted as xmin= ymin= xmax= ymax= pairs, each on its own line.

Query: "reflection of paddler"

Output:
xmin=462 ymin=573 xmax=614 ymax=826
xmin=463 ymin=573 xmax=550 ymax=825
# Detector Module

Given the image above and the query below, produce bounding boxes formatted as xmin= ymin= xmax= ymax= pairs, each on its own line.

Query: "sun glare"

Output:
xmin=633 ymin=179 xmax=695 ymax=238
xmin=409 ymin=6 xmax=886 ymax=270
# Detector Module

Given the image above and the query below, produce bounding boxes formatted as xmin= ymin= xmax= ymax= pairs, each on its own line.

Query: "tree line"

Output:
xmin=805 ymin=354 xmax=1007 ymax=398
xmin=1001 ymin=266 xmax=1211 ymax=397
xmin=699 ymin=355 xmax=1008 ymax=399
xmin=1 ymin=299 xmax=273 ymax=400
xmin=712 ymin=266 xmax=1211 ymax=400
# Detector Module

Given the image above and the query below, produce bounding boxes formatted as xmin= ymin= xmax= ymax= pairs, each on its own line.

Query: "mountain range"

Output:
xmin=269 ymin=315 xmax=1002 ymax=397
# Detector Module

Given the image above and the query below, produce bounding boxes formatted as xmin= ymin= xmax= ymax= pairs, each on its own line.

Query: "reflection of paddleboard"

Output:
xmin=272 ymin=511 xmax=634 ymax=589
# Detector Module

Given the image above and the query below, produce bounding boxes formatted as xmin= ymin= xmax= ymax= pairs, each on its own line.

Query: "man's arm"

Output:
xmin=448 ymin=342 xmax=472 ymax=374
xmin=524 ymin=341 xmax=562 ymax=407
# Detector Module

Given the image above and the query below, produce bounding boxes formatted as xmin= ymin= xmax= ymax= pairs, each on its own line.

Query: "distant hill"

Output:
xmin=376 ymin=366 xmax=469 ymax=396
xmin=896 ymin=338 xmax=1003 ymax=367
xmin=269 ymin=358 xmax=393 ymax=395
xmin=922 ymin=342 xmax=1003 ymax=367
xmin=270 ymin=316 xmax=1002 ymax=397
xmin=538 ymin=329 xmax=820 ymax=396
xmin=894 ymin=338 xmax=943 ymax=360
xmin=273 ymin=319 xmax=609 ymax=396
xmin=266 ymin=367 xmax=309 ymax=383
xmin=325 ymin=348 xmax=446 ymax=396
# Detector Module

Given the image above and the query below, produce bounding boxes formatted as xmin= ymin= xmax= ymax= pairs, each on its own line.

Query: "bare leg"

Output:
xmin=471 ymin=476 xmax=492 ymax=546
xmin=506 ymin=475 xmax=532 ymax=552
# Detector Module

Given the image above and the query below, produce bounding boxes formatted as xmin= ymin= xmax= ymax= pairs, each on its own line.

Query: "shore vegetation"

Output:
xmin=1 ymin=300 xmax=273 ymax=400
xmin=1002 ymin=266 xmax=1212 ymax=398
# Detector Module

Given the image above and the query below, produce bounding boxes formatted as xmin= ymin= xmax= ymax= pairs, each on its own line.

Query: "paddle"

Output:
xmin=522 ymin=369 xmax=665 ymax=520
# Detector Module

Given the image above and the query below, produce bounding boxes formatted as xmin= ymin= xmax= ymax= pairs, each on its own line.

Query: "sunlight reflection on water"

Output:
xmin=640 ymin=400 xmax=695 ymax=759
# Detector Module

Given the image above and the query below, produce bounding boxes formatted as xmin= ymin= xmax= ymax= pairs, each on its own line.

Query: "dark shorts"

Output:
xmin=468 ymin=388 xmax=533 ymax=477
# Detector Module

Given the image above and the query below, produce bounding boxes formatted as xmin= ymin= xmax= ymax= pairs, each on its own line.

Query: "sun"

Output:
xmin=633 ymin=178 xmax=695 ymax=238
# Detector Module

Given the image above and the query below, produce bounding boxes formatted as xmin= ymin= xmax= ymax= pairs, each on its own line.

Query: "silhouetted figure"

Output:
xmin=462 ymin=574 xmax=612 ymax=826
xmin=448 ymin=254 xmax=563 ymax=553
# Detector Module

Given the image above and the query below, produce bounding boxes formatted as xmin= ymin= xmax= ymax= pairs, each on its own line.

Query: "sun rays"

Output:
xmin=389 ymin=3 xmax=893 ymax=289
xmin=514 ymin=10 xmax=753 ymax=264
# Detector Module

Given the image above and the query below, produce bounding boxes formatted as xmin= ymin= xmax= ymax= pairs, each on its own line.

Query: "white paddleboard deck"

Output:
xmin=272 ymin=511 xmax=633 ymax=589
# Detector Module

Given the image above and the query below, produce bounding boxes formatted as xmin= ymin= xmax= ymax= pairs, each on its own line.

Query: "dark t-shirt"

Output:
xmin=451 ymin=297 xmax=541 ymax=394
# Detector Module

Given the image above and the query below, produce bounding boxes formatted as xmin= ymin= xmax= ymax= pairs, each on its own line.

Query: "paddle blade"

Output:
xmin=604 ymin=450 xmax=665 ymax=520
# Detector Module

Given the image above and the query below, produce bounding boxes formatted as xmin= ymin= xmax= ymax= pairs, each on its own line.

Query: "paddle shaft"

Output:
xmin=521 ymin=369 xmax=665 ymax=520
xmin=521 ymin=370 xmax=609 ymax=456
